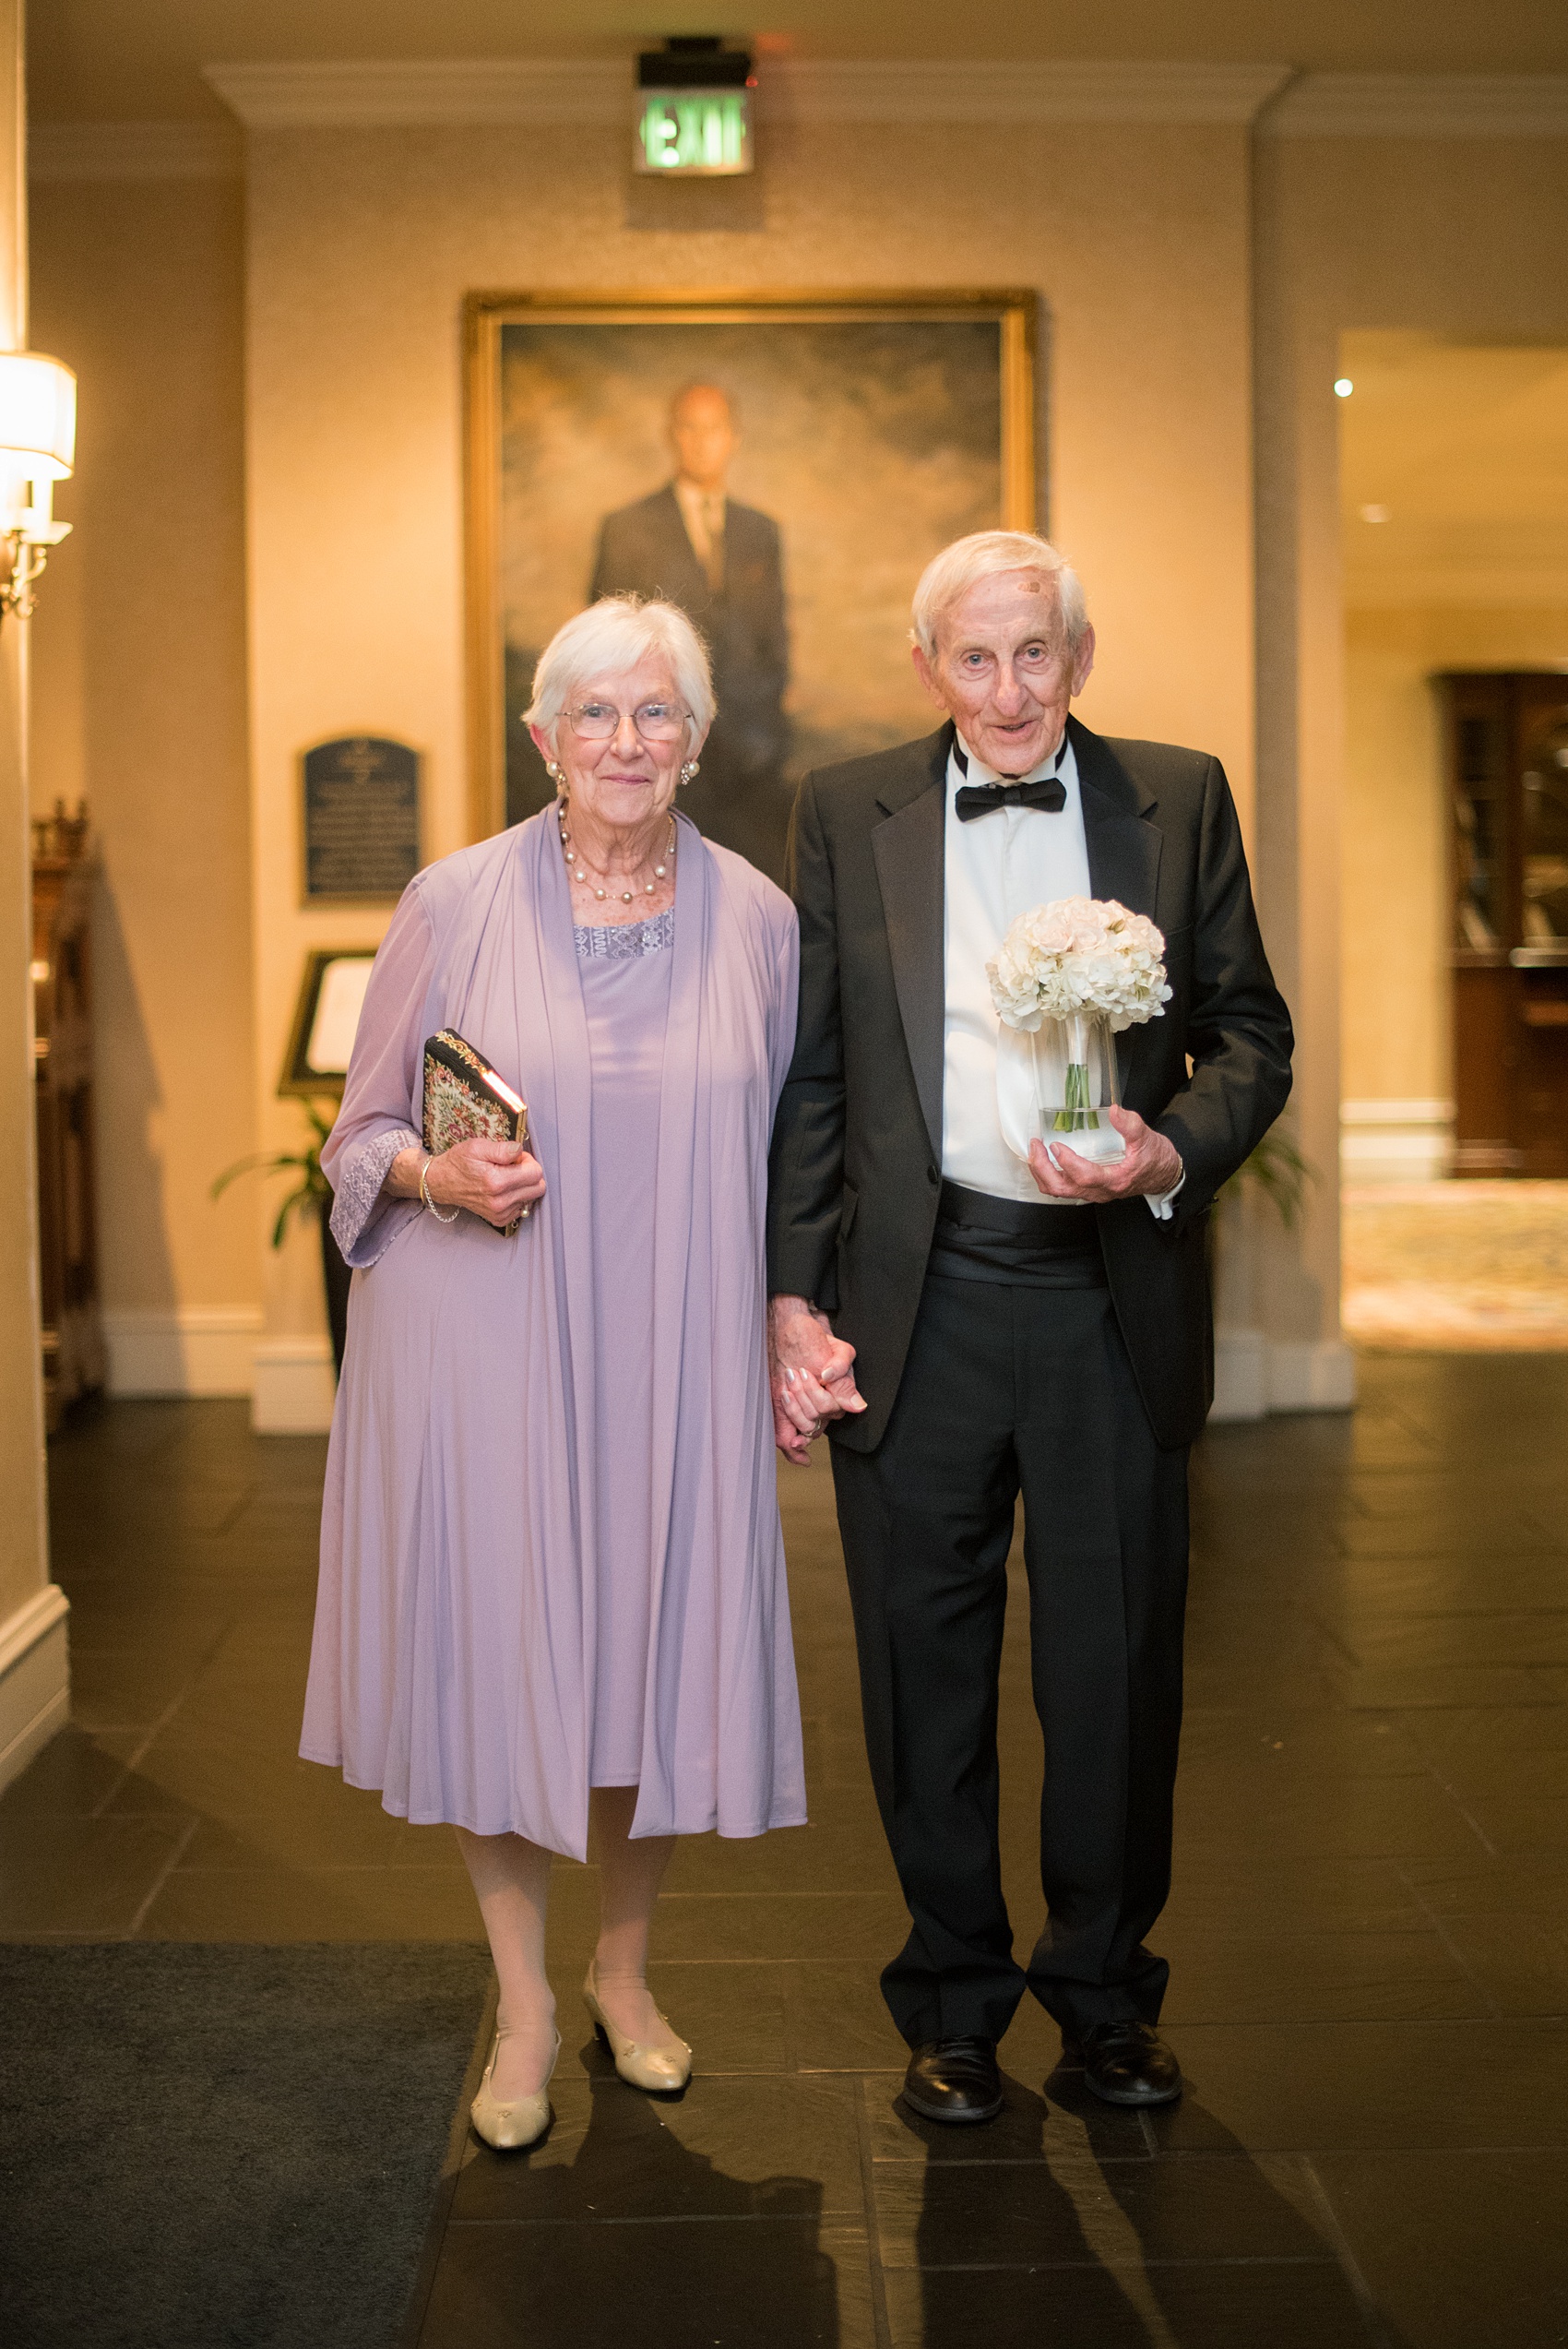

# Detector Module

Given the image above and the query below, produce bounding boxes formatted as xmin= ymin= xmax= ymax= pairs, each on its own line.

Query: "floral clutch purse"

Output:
xmin=422 ymin=1030 xmax=530 ymax=1234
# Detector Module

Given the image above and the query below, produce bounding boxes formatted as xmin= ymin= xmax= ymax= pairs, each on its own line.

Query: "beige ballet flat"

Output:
xmin=469 ymin=2026 xmax=559 ymax=2151
xmin=582 ymin=1964 xmax=692 ymax=2093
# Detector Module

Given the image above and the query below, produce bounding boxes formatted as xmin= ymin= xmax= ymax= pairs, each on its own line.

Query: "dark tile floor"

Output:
xmin=5 ymin=1355 xmax=1568 ymax=2346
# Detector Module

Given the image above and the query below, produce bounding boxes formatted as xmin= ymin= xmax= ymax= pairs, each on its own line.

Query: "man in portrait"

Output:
xmin=766 ymin=531 xmax=1293 ymax=2126
xmin=590 ymin=382 xmax=790 ymax=882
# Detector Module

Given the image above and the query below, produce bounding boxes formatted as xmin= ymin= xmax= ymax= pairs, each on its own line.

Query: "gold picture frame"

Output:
xmin=279 ymin=948 xmax=379 ymax=1101
xmin=464 ymin=287 xmax=1039 ymax=847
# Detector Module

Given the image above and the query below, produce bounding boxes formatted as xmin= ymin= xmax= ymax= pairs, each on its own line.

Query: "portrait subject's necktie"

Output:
xmin=952 ymin=737 xmax=1067 ymax=821
xmin=701 ymin=495 xmax=726 ymax=593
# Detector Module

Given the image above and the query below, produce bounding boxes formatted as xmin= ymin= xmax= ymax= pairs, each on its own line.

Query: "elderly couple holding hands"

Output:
xmin=303 ymin=529 xmax=1292 ymax=2147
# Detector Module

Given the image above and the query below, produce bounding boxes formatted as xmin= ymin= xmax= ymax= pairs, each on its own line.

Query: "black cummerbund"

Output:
xmin=928 ymin=1179 xmax=1107 ymax=1290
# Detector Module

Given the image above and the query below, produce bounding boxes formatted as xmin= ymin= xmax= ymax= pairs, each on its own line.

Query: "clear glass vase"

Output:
xmin=997 ymin=1010 xmax=1125 ymax=1165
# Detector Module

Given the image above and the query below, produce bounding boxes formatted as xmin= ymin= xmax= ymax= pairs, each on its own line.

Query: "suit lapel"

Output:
xmin=872 ymin=726 xmax=952 ymax=1160
xmin=1073 ymin=716 xmax=1161 ymax=922
xmin=1070 ymin=717 xmax=1163 ymax=1093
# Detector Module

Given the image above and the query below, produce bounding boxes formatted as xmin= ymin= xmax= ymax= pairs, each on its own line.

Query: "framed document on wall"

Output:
xmin=464 ymin=288 xmax=1039 ymax=874
xmin=279 ymin=949 xmax=377 ymax=1099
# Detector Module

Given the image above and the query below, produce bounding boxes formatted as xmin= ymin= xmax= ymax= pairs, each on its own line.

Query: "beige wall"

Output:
xmin=0 ymin=617 xmax=46 ymax=1632
xmin=0 ymin=0 xmax=66 ymax=1790
xmin=1343 ymin=603 xmax=1568 ymax=1106
xmin=29 ymin=173 xmax=256 ymax=1328
xmin=241 ymin=116 xmax=1263 ymax=1389
xmin=0 ymin=7 xmax=44 ymax=1616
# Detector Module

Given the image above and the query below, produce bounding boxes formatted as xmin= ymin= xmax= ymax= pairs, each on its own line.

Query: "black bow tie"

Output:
xmin=954 ymin=774 xmax=1066 ymax=821
xmin=952 ymin=736 xmax=1067 ymax=820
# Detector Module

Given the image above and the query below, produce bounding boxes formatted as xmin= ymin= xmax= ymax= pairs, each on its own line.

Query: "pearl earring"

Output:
xmin=680 ymin=760 xmax=699 ymax=785
xmin=545 ymin=760 xmax=564 ymax=784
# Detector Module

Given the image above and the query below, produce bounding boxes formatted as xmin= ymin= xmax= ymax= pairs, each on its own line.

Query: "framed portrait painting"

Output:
xmin=465 ymin=288 xmax=1039 ymax=882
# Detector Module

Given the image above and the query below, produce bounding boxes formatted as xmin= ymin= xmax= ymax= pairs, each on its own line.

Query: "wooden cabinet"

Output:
xmin=32 ymin=802 xmax=104 ymax=1428
xmin=1442 ymin=673 xmax=1568 ymax=1178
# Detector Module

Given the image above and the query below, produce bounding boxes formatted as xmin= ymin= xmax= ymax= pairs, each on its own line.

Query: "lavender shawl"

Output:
xmin=300 ymin=809 xmax=806 ymax=1857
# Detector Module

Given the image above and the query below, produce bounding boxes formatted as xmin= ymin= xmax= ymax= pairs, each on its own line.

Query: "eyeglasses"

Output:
xmin=566 ymin=699 xmax=690 ymax=744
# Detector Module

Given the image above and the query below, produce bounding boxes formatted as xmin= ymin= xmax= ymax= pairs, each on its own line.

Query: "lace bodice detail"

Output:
xmin=573 ymin=910 xmax=675 ymax=960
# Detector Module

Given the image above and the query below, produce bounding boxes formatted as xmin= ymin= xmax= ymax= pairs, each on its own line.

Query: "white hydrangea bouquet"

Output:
xmin=986 ymin=896 xmax=1171 ymax=1164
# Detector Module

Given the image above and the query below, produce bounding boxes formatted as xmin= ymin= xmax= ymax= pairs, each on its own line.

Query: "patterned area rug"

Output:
xmin=1342 ymin=1181 xmax=1568 ymax=1350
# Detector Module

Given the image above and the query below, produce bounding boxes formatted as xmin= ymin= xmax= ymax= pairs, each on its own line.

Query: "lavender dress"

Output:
xmin=300 ymin=811 xmax=806 ymax=1859
xmin=576 ymin=910 xmax=674 ymax=1787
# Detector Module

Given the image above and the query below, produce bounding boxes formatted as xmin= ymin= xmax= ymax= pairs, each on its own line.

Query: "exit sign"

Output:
xmin=636 ymin=87 xmax=752 ymax=175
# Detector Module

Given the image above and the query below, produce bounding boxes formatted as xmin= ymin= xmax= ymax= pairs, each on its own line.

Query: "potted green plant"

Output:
xmin=1222 ymin=1122 xmax=1313 ymax=1228
xmin=212 ymin=1101 xmax=352 ymax=1377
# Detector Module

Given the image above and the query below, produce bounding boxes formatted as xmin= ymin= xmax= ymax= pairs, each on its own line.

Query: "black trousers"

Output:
xmin=830 ymin=1256 xmax=1191 ymax=2047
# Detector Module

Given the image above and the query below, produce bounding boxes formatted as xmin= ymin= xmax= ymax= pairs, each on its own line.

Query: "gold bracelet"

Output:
xmin=420 ymin=1154 xmax=459 ymax=1223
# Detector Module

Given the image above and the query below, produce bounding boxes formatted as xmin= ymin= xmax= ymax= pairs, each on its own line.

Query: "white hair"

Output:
xmin=525 ymin=595 xmax=716 ymax=749
xmin=910 ymin=531 xmax=1089 ymax=660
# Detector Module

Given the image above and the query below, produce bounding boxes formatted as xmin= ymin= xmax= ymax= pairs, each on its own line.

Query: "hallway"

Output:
xmin=4 ymin=1357 xmax=1567 ymax=2346
xmin=1343 ymin=1184 xmax=1568 ymax=1349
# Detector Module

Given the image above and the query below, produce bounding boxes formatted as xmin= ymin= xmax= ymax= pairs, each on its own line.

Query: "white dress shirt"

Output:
xmin=939 ymin=731 xmax=1181 ymax=1219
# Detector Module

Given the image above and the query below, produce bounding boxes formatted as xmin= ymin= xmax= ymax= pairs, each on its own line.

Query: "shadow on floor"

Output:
xmin=835 ymin=2034 xmax=1411 ymax=2349
xmin=418 ymin=2036 xmax=844 ymax=2348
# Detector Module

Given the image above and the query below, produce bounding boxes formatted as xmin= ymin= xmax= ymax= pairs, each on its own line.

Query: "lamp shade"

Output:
xmin=0 ymin=352 xmax=76 ymax=479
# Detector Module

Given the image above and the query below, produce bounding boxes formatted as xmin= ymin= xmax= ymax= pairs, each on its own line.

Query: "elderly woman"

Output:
xmin=301 ymin=597 xmax=805 ymax=2150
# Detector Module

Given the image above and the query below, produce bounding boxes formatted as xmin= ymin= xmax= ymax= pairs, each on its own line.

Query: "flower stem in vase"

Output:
xmin=1052 ymin=1012 xmax=1099 ymax=1133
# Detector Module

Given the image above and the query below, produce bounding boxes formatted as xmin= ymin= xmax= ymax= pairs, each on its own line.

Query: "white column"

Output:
xmin=0 ymin=0 xmax=69 ymax=1792
xmin=1214 ymin=121 xmax=1356 ymax=1423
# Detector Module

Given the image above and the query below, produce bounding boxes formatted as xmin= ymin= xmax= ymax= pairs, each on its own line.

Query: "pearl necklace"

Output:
xmin=558 ymin=811 xmax=676 ymax=904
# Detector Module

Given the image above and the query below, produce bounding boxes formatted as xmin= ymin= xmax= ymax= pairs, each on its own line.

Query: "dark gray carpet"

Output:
xmin=0 ymin=1942 xmax=493 ymax=2349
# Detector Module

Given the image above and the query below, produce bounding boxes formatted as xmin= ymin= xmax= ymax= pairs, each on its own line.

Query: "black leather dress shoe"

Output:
xmin=1067 ymin=2021 xmax=1182 ymax=2106
xmin=902 ymin=2036 xmax=1004 ymax=2125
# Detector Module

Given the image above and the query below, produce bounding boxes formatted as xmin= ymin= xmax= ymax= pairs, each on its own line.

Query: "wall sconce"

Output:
xmin=0 ymin=352 xmax=76 ymax=620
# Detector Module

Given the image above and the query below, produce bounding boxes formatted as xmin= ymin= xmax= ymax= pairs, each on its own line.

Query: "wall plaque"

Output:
xmin=302 ymin=735 xmax=421 ymax=901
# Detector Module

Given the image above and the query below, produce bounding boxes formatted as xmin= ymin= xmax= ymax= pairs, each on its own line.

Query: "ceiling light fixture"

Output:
xmin=1334 ymin=377 xmax=1354 ymax=398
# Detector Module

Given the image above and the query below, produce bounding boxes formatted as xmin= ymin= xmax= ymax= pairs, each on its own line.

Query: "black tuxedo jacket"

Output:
xmin=589 ymin=484 xmax=789 ymax=772
xmin=765 ymin=717 xmax=1294 ymax=1452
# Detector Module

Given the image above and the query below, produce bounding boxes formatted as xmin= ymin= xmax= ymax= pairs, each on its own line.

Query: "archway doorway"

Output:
xmin=1336 ymin=332 xmax=1568 ymax=1349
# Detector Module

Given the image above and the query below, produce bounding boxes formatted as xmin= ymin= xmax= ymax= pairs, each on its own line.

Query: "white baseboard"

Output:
xmin=1340 ymin=1098 xmax=1455 ymax=1186
xmin=1210 ymin=1332 xmax=1358 ymax=1423
xmin=103 ymin=1306 xmax=264 ymax=1397
xmin=1210 ymin=1330 xmax=1269 ymax=1421
xmin=252 ymin=1337 xmax=337 ymax=1435
xmin=0 ymin=1584 xmax=71 ymax=1796
xmin=1265 ymin=1338 xmax=1359 ymax=1413
xmin=101 ymin=1312 xmax=336 ymax=1430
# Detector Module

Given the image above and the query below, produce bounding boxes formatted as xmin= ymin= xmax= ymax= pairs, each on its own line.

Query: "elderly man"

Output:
xmin=590 ymin=382 xmax=790 ymax=881
xmin=766 ymin=531 xmax=1292 ymax=2124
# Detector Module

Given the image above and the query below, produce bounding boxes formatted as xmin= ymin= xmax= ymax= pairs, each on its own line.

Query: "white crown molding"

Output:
xmin=203 ymin=59 xmax=628 ymax=127
xmin=757 ymin=61 xmax=1293 ymax=125
xmin=28 ymin=118 xmax=243 ymax=180
xmin=202 ymin=56 xmax=1291 ymax=132
xmin=51 ymin=65 xmax=1568 ymax=149
xmin=1263 ymin=72 xmax=1568 ymax=137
